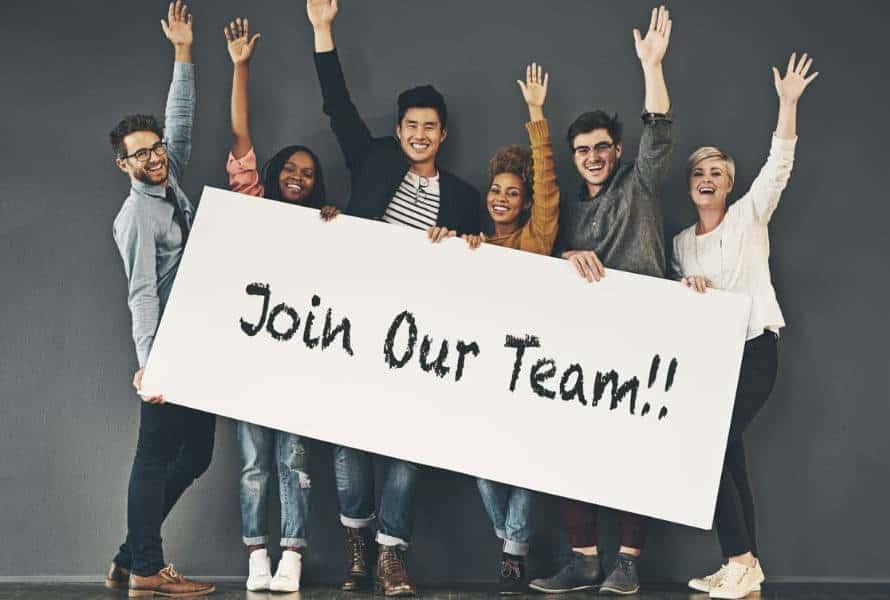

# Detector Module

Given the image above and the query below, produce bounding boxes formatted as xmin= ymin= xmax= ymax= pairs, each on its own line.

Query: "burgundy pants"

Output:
xmin=560 ymin=499 xmax=648 ymax=550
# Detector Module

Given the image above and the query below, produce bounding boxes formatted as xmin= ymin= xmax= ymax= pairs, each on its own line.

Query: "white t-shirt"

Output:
xmin=672 ymin=134 xmax=797 ymax=340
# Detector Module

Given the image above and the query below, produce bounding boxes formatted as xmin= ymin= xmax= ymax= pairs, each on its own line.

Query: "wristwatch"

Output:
xmin=641 ymin=111 xmax=673 ymax=123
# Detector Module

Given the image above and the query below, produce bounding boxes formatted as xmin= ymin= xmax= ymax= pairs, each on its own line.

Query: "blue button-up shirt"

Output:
xmin=113 ymin=61 xmax=195 ymax=367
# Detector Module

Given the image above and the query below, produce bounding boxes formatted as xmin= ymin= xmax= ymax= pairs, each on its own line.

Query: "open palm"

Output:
xmin=517 ymin=62 xmax=549 ymax=108
xmin=773 ymin=52 xmax=818 ymax=103
xmin=225 ymin=18 xmax=261 ymax=65
xmin=161 ymin=1 xmax=193 ymax=46
xmin=307 ymin=0 xmax=338 ymax=28
xmin=633 ymin=6 xmax=671 ymax=67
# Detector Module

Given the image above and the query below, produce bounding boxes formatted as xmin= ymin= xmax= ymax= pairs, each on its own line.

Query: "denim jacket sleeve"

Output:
xmin=164 ymin=62 xmax=196 ymax=181
xmin=113 ymin=204 xmax=160 ymax=368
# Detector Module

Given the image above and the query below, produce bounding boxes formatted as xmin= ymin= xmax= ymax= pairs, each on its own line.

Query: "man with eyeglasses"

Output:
xmin=531 ymin=6 xmax=674 ymax=596
xmin=105 ymin=2 xmax=215 ymax=597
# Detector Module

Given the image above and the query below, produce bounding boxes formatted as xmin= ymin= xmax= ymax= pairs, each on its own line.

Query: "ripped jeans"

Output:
xmin=236 ymin=422 xmax=310 ymax=548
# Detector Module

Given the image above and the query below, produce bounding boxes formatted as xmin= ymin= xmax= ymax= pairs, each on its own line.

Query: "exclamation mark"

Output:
xmin=658 ymin=358 xmax=679 ymax=420
xmin=641 ymin=354 xmax=660 ymax=416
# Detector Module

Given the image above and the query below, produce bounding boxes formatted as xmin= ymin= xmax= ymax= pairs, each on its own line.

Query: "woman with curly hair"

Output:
xmin=222 ymin=17 xmax=340 ymax=593
xmin=468 ymin=62 xmax=560 ymax=595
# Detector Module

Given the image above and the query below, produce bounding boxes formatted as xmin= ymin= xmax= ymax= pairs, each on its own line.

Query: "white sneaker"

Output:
xmin=269 ymin=549 xmax=302 ymax=592
xmin=688 ymin=563 xmax=727 ymax=592
xmin=709 ymin=561 xmax=764 ymax=599
xmin=246 ymin=548 xmax=272 ymax=591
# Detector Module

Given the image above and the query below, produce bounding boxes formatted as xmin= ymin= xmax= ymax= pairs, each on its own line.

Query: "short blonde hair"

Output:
xmin=687 ymin=146 xmax=735 ymax=185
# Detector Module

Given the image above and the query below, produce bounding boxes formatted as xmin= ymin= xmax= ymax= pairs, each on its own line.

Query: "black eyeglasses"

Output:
xmin=120 ymin=141 xmax=167 ymax=164
xmin=572 ymin=142 xmax=614 ymax=158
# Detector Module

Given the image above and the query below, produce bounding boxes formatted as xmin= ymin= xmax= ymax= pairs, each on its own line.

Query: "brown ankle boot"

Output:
xmin=105 ymin=561 xmax=130 ymax=590
xmin=375 ymin=545 xmax=416 ymax=597
xmin=127 ymin=564 xmax=215 ymax=598
xmin=341 ymin=527 xmax=374 ymax=591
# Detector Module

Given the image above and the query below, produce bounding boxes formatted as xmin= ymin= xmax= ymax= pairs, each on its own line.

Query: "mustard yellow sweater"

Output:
xmin=486 ymin=119 xmax=560 ymax=255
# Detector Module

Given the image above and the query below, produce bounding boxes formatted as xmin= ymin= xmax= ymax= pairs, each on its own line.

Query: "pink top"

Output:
xmin=226 ymin=146 xmax=264 ymax=197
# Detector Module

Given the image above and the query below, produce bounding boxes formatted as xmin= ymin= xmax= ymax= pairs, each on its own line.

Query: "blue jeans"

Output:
xmin=477 ymin=479 xmax=534 ymax=556
xmin=236 ymin=422 xmax=310 ymax=548
xmin=333 ymin=445 xmax=419 ymax=546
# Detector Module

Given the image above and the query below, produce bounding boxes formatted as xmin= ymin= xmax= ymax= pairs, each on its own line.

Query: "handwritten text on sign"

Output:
xmin=143 ymin=187 xmax=750 ymax=529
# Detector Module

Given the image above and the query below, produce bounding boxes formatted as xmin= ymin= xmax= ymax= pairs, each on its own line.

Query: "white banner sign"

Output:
xmin=144 ymin=186 xmax=751 ymax=529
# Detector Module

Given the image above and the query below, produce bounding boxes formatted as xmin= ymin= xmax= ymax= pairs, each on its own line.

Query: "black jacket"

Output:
xmin=314 ymin=50 xmax=481 ymax=234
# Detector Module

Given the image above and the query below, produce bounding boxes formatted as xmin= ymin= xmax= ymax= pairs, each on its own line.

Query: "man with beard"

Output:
xmin=305 ymin=0 xmax=481 ymax=597
xmin=530 ymin=5 xmax=674 ymax=596
xmin=105 ymin=2 xmax=215 ymax=597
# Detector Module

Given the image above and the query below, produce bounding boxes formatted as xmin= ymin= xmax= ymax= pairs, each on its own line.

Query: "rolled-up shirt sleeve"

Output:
xmin=113 ymin=206 xmax=160 ymax=367
xmin=227 ymin=147 xmax=265 ymax=197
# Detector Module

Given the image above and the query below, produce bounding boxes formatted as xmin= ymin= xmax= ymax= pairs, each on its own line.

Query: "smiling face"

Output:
xmin=487 ymin=172 xmax=528 ymax=233
xmin=116 ymin=131 xmax=168 ymax=186
xmin=277 ymin=150 xmax=317 ymax=203
xmin=571 ymin=128 xmax=622 ymax=196
xmin=396 ymin=107 xmax=446 ymax=167
xmin=689 ymin=157 xmax=733 ymax=210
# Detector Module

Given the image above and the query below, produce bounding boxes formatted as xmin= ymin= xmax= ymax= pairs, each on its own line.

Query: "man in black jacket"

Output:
xmin=307 ymin=0 xmax=481 ymax=596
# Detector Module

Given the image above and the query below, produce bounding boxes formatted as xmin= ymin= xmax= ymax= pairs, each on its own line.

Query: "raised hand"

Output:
xmin=307 ymin=0 xmax=339 ymax=29
xmin=225 ymin=17 xmax=261 ymax=65
xmin=517 ymin=63 xmax=549 ymax=109
xmin=633 ymin=5 xmax=671 ymax=68
xmin=773 ymin=52 xmax=818 ymax=104
xmin=161 ymin=1 xmax=193 ymax=48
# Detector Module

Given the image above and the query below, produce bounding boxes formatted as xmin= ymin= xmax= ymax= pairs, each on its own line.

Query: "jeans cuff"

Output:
xmin=503 ymin=539 xmax=530 ymax=556
xmin=280 ymin=537 xmax=308 ymax=549
xmin=376 ymin=532 xmax=409 ymax=547
xmin=494 ymin=527 xmax=507 ymax=542
xmin=242 ymin=535 xmax=268 ymax=545
xmin=340 ymin=514 xmax=375 ymax=529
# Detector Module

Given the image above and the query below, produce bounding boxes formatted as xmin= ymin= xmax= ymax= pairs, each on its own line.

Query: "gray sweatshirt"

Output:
xmin=555 ymin=115 xmax=672 ymax=279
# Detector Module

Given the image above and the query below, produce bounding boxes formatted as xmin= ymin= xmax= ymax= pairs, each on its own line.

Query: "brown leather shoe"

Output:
xmin=105 ymin=561 xmax=130 ymax=590
xmin=341 ymin=527 xmax=374 ymax=591
xmin=128 ymin=564 xmax=215 ymax=598
xmin=375 ymin=545 xmax=416 ymax=597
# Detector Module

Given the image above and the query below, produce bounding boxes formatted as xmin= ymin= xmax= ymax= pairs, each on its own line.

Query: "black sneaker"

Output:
xmin=498 ymin=554 xmax=527 ymax=596
xmin=599 ymin=553 xmax=640 ymax=595
xmin=528 ymin=551 xmax=602 ymax=593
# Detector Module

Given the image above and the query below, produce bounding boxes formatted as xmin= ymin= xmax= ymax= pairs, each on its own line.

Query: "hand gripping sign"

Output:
xmin=143 ymin=186 xmax=750 ymax=529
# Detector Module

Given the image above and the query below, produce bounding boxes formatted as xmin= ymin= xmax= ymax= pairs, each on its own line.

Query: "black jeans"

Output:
xmin=113 ymin=401 xmax=216 ymax=575
xmin=714 ymin=331 xmax=778 ymax=558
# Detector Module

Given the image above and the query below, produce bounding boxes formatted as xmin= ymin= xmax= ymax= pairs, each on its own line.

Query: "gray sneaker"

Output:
xmin=528 ymin=552 xmax=602 ymax=594
xmin=599 ymin=553 xmax=640 ymax=595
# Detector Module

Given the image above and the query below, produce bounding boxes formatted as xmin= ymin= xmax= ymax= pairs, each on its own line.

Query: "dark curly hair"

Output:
xmin=485 ymin=144 xmax=534 ymax=232
xmin=260 ymin=145 xmax=327 ymax=209
xmin=109 ymin=114 xmax=163 ymax=158
xmin=566 ymin=110 xmax=623 ymax=148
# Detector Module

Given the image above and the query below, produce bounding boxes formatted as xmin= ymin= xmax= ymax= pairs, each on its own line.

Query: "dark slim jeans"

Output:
xmin=113 ymin=401 xmax=216 ymax=575
xmin=559 ymin=500 xmax=648 ymax=550
xmin=715 ymin=331 xmax=778 ymax=557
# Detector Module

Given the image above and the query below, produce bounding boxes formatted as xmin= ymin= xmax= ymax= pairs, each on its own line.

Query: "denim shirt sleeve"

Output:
xmin=633 ymin=115 xmax=673 ymax=198
xmin=114 ymin=204 xmax=160 ymax=368
xmin=164 ymin=62 xmax=195 ymax=181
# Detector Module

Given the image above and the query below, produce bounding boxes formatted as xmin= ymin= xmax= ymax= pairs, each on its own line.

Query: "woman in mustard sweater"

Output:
xmin=466 ymin=63 xmax=560 ymax=595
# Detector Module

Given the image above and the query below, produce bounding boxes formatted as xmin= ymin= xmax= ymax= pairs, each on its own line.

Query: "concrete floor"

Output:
xmin=1 ymin=582 xmax=889 ymax=600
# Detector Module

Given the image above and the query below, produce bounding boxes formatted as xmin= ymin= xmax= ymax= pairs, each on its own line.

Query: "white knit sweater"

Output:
xmin=672 ymin=134 xmax=797 ymax=340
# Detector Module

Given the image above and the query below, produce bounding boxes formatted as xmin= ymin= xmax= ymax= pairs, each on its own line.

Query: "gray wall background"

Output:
xmin=1 ymin=0 xmax=888 ymax=583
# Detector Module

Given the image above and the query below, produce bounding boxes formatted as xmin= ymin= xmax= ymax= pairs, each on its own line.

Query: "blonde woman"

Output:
xmin=672 ymin=52 xmax=817 ymax=599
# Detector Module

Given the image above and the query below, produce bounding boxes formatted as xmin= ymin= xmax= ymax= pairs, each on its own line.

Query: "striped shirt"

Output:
xmin=382 ymin=170 xmax=440 ymax=230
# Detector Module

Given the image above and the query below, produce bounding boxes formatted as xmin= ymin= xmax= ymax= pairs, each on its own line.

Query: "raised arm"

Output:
xmin=634 ymin=5 xmax=671 ymax=114
xmin=160 ymin=1 xmax=196 ymax=179
xmin=742 ymin=52 xmax=818 ymax=222
xmin=307 ymin=0 xmax=374 ymax=172
xmin=517 ymin=63 xmax=559 ymax=255
xmin=632 ymin=5 xmax=673 ymax=194
xmin=225 ymin=17 xmax=261 ymax=160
